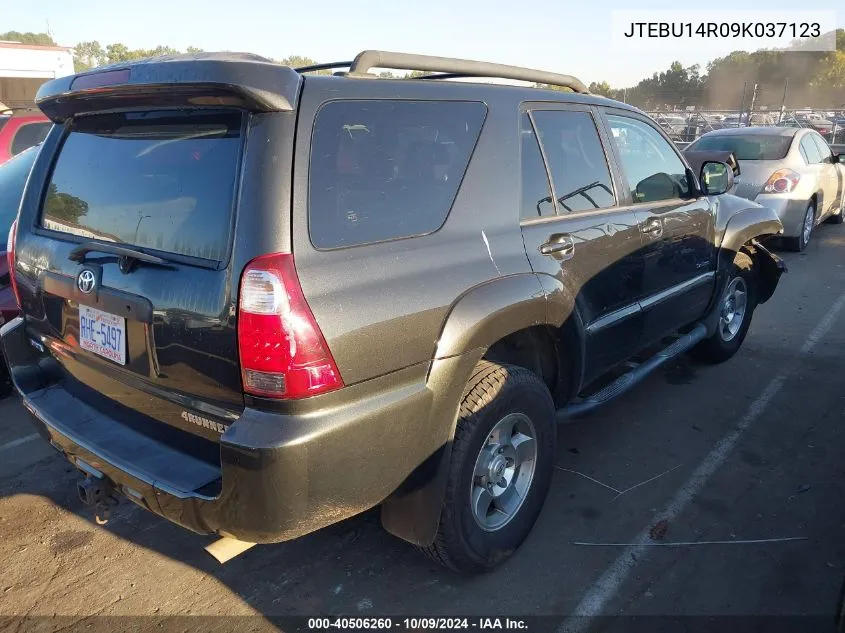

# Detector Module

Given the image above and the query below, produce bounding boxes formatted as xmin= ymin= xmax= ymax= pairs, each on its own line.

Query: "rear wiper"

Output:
xmin=69 ymin=242 xmax=175 ymax=272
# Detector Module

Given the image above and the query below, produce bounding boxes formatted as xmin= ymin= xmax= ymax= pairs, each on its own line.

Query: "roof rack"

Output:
xmin=295 ymin=61 xmax=354 ymax=73
xmin=344 ymin=50 xmax=588 ymax=94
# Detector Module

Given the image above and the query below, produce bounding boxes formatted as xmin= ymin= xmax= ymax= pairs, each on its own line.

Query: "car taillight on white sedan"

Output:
xmin=763 ymin=169 xmax=801 ymax=194
xmin=237 ymin=252 xmax=343 ymax=399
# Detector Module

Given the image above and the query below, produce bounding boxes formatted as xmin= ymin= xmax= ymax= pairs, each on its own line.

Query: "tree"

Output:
xmin=73 ymin=41 xmax=106 ymax=72
xmin=278 ymin=56 xmax=331 ymax=74
xmin=535 ymin=83 xmax=573 ymax=92
xmin=0 ymin=31 xmax=56 ymax=46
xmin=72 ymin=42 xmax=204 ymax=71
xmin=813 ymin=50 xmax=845 ymax=88
xmin=588 ymin=81 xmax=615 ymax=98
xmin=105 ymin=42 xmax=133 ymax=64
xmin=43 ymin=184 xmax=89 ymax=226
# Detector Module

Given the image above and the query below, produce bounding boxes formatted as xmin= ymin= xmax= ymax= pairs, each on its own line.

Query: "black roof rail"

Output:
xmin=346 ymin=50 xmax=589 ymax=94
xmin=295 ymin=61 xmax=354 ymax=73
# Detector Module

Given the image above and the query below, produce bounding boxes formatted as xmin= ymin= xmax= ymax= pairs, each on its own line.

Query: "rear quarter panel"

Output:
xmin=291 ymin=78 xmax=535 ymax=386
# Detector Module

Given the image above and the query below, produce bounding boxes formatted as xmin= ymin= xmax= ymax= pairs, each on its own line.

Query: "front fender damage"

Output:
xmin=717 ymin=202 xmax=786 ymax=306
xmin=701 ymin=201 xmax=787 ymax=337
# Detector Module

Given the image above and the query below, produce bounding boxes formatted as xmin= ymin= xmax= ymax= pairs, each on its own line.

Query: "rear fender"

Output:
xmin=380 ymin=272 xmax=575 ymax=546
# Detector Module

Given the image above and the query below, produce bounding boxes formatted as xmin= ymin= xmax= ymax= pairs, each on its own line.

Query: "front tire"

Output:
xmin=691 ymin=253 xmax=758 ymax=364
xmin=420 ymin=361 xmax=556 ymax=573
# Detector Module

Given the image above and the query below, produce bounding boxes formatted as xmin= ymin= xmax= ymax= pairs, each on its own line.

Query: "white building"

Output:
xmin=0 ymin=41 xmax=74 ymax=110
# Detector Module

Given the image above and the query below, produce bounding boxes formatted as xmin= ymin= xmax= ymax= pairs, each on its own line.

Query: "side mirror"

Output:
xmin=700 ymin=160 xmax=734 ymax=196
xmin=832 ymin=153 xmax=841 ymax=164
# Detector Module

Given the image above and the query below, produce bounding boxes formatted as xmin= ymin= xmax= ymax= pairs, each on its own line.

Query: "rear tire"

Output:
xmin=691 ymin=253 xmax=758 ymax=365
xmin=420 ymin=361 xmax=556 ymax=574
xmin=785 ymin=202 xmax=816 ymax=251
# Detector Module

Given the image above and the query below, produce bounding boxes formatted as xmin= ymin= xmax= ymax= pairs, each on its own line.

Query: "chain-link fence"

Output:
xmin=645 ymin=107 xmax=845 ymax=145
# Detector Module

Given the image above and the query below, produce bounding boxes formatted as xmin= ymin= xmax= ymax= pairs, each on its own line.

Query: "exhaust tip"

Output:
xmin=205 ymin=536 xmax=256 ymax=564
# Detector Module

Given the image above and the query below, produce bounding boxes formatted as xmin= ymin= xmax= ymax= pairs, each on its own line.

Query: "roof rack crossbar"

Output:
xmin=347 ymin=50 xmax=588 ymax=94
xmin=295 ymin=61 xmax=354 ymax=73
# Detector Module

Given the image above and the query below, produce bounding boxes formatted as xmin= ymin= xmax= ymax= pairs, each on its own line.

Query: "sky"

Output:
xmin=3 ymin=0 xmax=843 ymax=87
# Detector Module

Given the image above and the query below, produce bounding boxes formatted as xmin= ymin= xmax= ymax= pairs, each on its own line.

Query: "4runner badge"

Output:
xmin=181 ymin=411 xmax=229 ymax=434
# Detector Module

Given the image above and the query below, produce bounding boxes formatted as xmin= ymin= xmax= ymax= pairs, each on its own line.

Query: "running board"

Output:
xmin=557 ymin=323 xmax=708 ymax=421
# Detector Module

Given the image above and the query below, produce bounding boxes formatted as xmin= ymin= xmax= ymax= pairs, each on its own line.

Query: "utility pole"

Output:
xmin=746 ymin=83 xmax=758 ymax=126
xmin=738 ymin=81 xmax=747 ymax=126
xmin=778 ymin=78 xmax=789 ymax=123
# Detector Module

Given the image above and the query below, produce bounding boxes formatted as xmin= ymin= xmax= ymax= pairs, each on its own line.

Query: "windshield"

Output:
xmin=0 ymin=146 xmax=38 ymax=247
xmin=690 ymin=134 xmax=793 ymax=160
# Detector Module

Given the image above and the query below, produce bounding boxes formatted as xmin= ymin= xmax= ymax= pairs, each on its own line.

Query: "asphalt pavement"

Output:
xmin=0 ymin=222 xmax=844 ymax=632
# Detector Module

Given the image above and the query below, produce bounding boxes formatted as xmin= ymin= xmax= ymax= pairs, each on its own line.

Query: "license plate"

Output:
xmin=79 ymin=305 xmax=126 ymax=365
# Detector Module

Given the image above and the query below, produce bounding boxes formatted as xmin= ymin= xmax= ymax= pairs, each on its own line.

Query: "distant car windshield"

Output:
xmin=0 ymin=146 xmax=38 ymax=246
xmin=690 ymin=134 xmax=792 ymax=160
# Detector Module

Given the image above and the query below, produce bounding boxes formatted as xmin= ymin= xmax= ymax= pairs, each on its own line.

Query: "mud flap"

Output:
xmin=749 ymin=239 xmax=787 ymax=305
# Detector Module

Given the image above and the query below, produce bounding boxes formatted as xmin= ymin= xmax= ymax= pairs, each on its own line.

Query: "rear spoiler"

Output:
xmin=36 ymin=52 xmax=303 ymax=123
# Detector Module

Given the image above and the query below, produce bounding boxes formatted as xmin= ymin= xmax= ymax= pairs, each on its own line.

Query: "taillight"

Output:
xmin=763 ymin=169 xmax=801 ymax=194
xmin=6 ymin=219 xmax=21 ymax=307
xmin=237 ymin=253 xmax=343 ymax=399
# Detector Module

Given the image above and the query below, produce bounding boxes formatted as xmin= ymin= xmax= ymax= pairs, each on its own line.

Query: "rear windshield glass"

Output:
xmin=309 ymin=100 xmax=487 ymax=249
xmin=690 ymin=134 xmax=792 ymax=160
xmin=41 ymin=110 xmax=242 ymax=262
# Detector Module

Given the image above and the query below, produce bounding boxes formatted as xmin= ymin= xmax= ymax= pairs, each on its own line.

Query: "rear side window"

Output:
xmin=810 ymin=133 xmax=832 ymax=162
xmin=41 ymin=110 xmax=243 ymax=262
xmin=520 ymin=114 xmax=554 ymax=219
xmin=11 ymin=122 xmax=51 ymax=156
xmin=531 ymin=110 xmax=615 ymax=213
xmin=308 ymin=100 xmax=486 ymax=249
xmin=799 ymin=135 xmax=823 ymax=164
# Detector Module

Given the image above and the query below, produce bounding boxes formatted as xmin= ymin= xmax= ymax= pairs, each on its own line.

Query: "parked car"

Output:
xmin=0 ymin=146 xmax=38 ymax=397
xmin=0 ymin=109 xmax=51 ymax=165
xmin=687 ymin=127 xmax=844 ymax=251
xmin=1 ymin=51 xmax=786 ymax=573
xmin=791 ymin=115 xmax=835 ymax=141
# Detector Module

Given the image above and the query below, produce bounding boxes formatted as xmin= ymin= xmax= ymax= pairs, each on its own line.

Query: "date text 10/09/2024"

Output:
xmin=307 ymin=618 xmax=529 ymax=630
xmin=622 ymin=22 xmax=821 ymax=38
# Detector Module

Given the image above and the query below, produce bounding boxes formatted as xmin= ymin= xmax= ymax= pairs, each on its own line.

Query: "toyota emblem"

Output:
xmin=77 ymin=270 xmax=96 ymax=294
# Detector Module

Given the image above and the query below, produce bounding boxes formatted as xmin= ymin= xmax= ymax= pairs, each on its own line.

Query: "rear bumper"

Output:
xmin=753 ymin=195 xmax=811 ymax=238
xmin=1 ymin=316 xmax=433 ymax=544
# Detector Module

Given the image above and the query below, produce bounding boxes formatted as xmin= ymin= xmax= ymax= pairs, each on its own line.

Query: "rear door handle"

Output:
xmin=539 ymin=234 xmax=575 ymax=260
xmin=641 ymin=218 xmax=663 ymax=238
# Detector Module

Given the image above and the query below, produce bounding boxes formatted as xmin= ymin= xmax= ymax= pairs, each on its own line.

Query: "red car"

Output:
xmin=1 ymin=146 xmax=39 ymax=396
xmin=0 ymin=110 xmax=52 ymax=165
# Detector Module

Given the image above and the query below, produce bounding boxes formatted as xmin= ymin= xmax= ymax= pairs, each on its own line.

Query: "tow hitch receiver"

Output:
xmin=77 ymin=476 xmax=119 ymax=525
